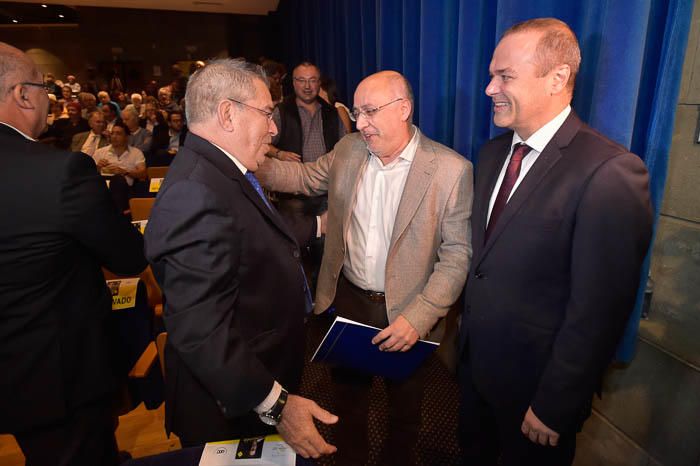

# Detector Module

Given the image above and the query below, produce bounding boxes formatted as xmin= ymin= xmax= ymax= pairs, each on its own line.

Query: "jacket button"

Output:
xmin=475 ymin=271 xmax=484 ymax=279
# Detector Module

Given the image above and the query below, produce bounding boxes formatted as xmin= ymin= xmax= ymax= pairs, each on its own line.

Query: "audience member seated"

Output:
xmin=98 ymin=90 xmax=122 ymax=117
xmin=122 ymin=106 xmax=152 ymax=154
xmin=52 ymin=101 xmax=89 ymax=150
xmin=102 ymin=101 xmax=119 ymax=133
xmin=126 ymin=92 xmax=144 ymax=118
xmin=93 ymin=120 xmax=147 ymax=186
xmin=43 ymin=72 xmax=60 ymax=95
xmin=149 ymin=109 xmax=186 ymax=166
xmin=60 ymin=84 xmax=74 ymax=104
xmin=78 ymin=92 xmax=98 ymax=119
xmin=262 ymin=59 xmax=285 ymax=104
xmin=66 ymin=74 xmax=80 ymax=95
xmin=157 ymin=86 xmax=180 ymax=112
xmin=115 ymin=90 xmax=129 ymax=110
xmin=71 ymin=110 xmax=108 ymax=156
xmin=140 ymin=99 xmax=165 ymax=134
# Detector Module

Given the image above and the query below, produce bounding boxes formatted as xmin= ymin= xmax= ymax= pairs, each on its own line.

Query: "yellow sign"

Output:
xmin=131 ymin=220 xmax=148 ymax=235
xmin=106 ymin=277 xmax=140 ymax=310
xmin=149 ymin=178 xmax=163 ymax=193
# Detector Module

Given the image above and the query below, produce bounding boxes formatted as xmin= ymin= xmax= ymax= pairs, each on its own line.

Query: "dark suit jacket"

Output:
xmin=0 ymin=123 xmax=147 ymax=434
xmin=144 ymin=132 xmax=307 ymax=444
xmin=70 ymin=130 xmax=109 ymax=153
xmin=460 ymin=112 xmax=652 ymax=433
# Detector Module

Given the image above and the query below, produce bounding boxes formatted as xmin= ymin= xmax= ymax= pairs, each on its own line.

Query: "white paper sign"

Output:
xmin=199 ymin=435 xmax=295 ymax=466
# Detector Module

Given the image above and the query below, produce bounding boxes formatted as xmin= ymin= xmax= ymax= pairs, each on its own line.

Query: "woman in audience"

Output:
xmin=320 ymin=77 xmax=352 ymax=133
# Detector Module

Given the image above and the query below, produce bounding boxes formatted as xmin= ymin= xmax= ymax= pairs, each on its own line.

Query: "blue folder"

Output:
xmin=311 ymin=316 xmax=439 ymax=380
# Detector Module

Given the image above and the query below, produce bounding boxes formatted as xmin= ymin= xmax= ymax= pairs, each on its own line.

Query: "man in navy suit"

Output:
xmin=144 ymin=59 xmax=337 ymax=459
xmin=0 ymin=42 xmax=146 ymax=466
xmin=458 ymin=18 xmax=653 ymax=465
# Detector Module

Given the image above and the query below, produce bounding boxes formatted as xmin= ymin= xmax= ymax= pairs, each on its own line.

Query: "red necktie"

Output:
xmin=485 ymin=143 xmax=532 ymax=242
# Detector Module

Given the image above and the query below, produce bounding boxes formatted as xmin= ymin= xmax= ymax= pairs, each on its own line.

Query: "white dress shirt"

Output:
xmin=487 ymin=106 xmax=571 ymax=223
xmin=80 ymin=131 xmax=102 ymax=156
xmin=93 ymin=144 xmax=145 ymax=186
xmin=344 ymin=126 xmax=420 ymax=292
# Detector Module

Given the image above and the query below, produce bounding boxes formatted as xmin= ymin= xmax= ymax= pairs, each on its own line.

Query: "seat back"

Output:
xmin=156 ymin=332 xmax=168 ymax=378
xmin=129 ymin=197 xmax=156 ymax=221
xmin=147 ymin=166 xmax=169 ymax=179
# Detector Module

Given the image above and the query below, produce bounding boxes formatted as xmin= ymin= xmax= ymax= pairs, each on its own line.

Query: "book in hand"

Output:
xmin=311 ymin=316 xmax=439 ymax=380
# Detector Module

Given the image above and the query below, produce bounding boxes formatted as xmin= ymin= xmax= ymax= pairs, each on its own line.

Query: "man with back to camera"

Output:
xmin=458 ymin=18 xmax=653 ymax=465
xmin=0 ymin=41 xmax=147 ymax=466
xmin=258 ymin=69 xmax=472 ymax=465
xmin=144 ymin=58 xmax=338 ymax=459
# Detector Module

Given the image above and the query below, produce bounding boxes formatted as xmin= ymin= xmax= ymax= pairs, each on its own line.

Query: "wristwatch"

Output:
xmin=258 ymin=387 xmax=288 ymax=426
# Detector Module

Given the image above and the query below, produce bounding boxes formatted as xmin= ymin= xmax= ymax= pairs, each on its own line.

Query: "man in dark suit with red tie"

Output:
xmin=0 ymin=42 xmax=147 ymax=466
xmin=458 ymin=18 xmax=653 ymax=465
xmin=144 ymin=58 xmax=337 ymax=459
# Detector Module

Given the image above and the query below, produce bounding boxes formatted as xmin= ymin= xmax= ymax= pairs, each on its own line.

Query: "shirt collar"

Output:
xmin=108 ymin=145 xmax=129 ymax=157
xmin=0 ymin=121 xmax=36 ymax=141
xmin=369 ymin=124 xmax=420 ymax=166
xmin=210 ymin=141 xmax=247 ymax=175
xmin=512 ymin=105 xmax=571 ymax=154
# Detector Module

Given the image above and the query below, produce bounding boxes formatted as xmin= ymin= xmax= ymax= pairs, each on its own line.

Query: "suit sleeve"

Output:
xmin=144 ymin=180 xmax=276 ymax=417
xmin=256 ymin=148 xmax=335 ymax=196
xmin=402 ymin=160 xmax=473 ymax=337
xmin=59 ymin=151 xmax=146 ymax=275
xmin=531 ymin=153 xmax=652 ymax=433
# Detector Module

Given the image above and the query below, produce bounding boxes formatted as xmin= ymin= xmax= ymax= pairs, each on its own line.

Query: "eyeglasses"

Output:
xmin=227 ymin=98 xmax=274 ymax=121
xmin=19 ymin=82 xmax=51 ymax=93
xmin=293 ymin=77 xmax=320 ymax=86
xmin=350 ymin=98 xmax=404 ymax=122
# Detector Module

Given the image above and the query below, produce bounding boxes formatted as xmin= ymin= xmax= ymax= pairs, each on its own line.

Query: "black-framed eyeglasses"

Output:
xmin=293 ymin=77 xmax=320 ymax=86
xmin=19 ymin=82 xmax=51 ymax=93
xmin=227 ymin=98 xmax=274 ymax=121
xmin=350 ymin=98 xmax=404 ymax=122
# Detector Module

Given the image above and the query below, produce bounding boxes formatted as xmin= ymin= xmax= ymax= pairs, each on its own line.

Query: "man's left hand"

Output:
xmin=521 ymin=406 xmax=559 ymax=446
xmin=371 ymin=315 xmax=419 ymax=352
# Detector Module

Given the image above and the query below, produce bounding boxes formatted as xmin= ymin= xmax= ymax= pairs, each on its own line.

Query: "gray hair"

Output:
xmin=185 ymin=58 xmax=268 ymax=125
xmin=0 ymin=42 xmax=38 ymax=99
xmin=121 ymin=105 xmax=138 ymax=119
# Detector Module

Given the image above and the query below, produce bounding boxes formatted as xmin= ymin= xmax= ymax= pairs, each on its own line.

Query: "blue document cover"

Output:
xmin=311 ymin=316 xmax=439 ymax=380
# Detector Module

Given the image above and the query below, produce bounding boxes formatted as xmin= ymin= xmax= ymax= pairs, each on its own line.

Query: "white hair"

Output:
xmin=185 ymin=58 xmax=268 ymax=125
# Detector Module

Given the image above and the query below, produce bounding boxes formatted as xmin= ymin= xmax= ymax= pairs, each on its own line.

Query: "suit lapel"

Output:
xmin=477 ymin=112 xmax=583 ymax=266
xmin=388 ymin=131 xmax=437 ymax=254
xmin=185 ymin=133 xmax=299 ymax=246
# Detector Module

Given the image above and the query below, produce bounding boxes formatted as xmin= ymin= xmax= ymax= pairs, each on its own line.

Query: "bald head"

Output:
xmin=352 ymin=71 xmax=414 ymax=163
xmin=0 ymin=42 xmax=39 ymax=99
xmin=0 ymin=42 xmax=49 ymax=138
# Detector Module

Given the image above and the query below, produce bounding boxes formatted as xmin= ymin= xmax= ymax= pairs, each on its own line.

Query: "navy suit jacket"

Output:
xmin=460 ymin=111 xmax=652 ymax=433
xmin=0 ymin=123 xmax=146 ymax=434
xmin=144 ymin=132 xmax=307 ymax=443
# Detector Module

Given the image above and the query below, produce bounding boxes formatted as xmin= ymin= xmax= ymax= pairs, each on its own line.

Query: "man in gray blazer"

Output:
xmin=258 ymin=70 xmax=472 ymax=465
xmin=71 ymin=110 xmax=108 ymax=155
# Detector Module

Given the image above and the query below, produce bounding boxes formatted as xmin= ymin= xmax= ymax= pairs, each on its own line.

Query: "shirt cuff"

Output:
xmin=316 ymin=216 xmax=323 ymax=238
xmin=254 ymin=381 xmax=282 ymax=414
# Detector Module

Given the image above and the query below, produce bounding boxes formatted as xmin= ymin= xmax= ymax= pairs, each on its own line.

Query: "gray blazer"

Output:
xmin=258 ymin=128 xmax=473 ymax=342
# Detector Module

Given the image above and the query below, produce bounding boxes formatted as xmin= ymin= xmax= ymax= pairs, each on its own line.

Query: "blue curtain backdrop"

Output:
xmin=272 ymin=0 xmax=693 ymax=362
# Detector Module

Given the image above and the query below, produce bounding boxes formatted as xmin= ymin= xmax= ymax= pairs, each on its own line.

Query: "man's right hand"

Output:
xmin=276 ymin=394 xmax=338 ymax=458
xmin=278 ymin=150 xmax=302 ymax=163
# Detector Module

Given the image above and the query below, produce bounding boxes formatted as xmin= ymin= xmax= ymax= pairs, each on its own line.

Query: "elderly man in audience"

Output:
xmin=157 ymin=86 xmax=180 ymax=112
xmin=72 ymin=110 xmax=108 ymax=155
xmin=122 ymin=105 xmax=152 ymax=154
xmin=66 ymin=74 xmax=80 ymax=94
xmin=127 ymin=92 xmax=144 ymax=117
xmin=140 ymin=98 xmax=165 ymax=133
xmin=78 ymin=91 xmax=98 ymax=119
xmin=144 ymin=58 xmax=338 ymax=458
xmin=93 ymin=119 xmax=147 ymax=186
xmin=98 ymin=90 xmax=121 ymax=117
xmin=0 ymin=41 xmax=146 ymax=466
xmin=257 ymin=70 xmax=473 ymax=465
